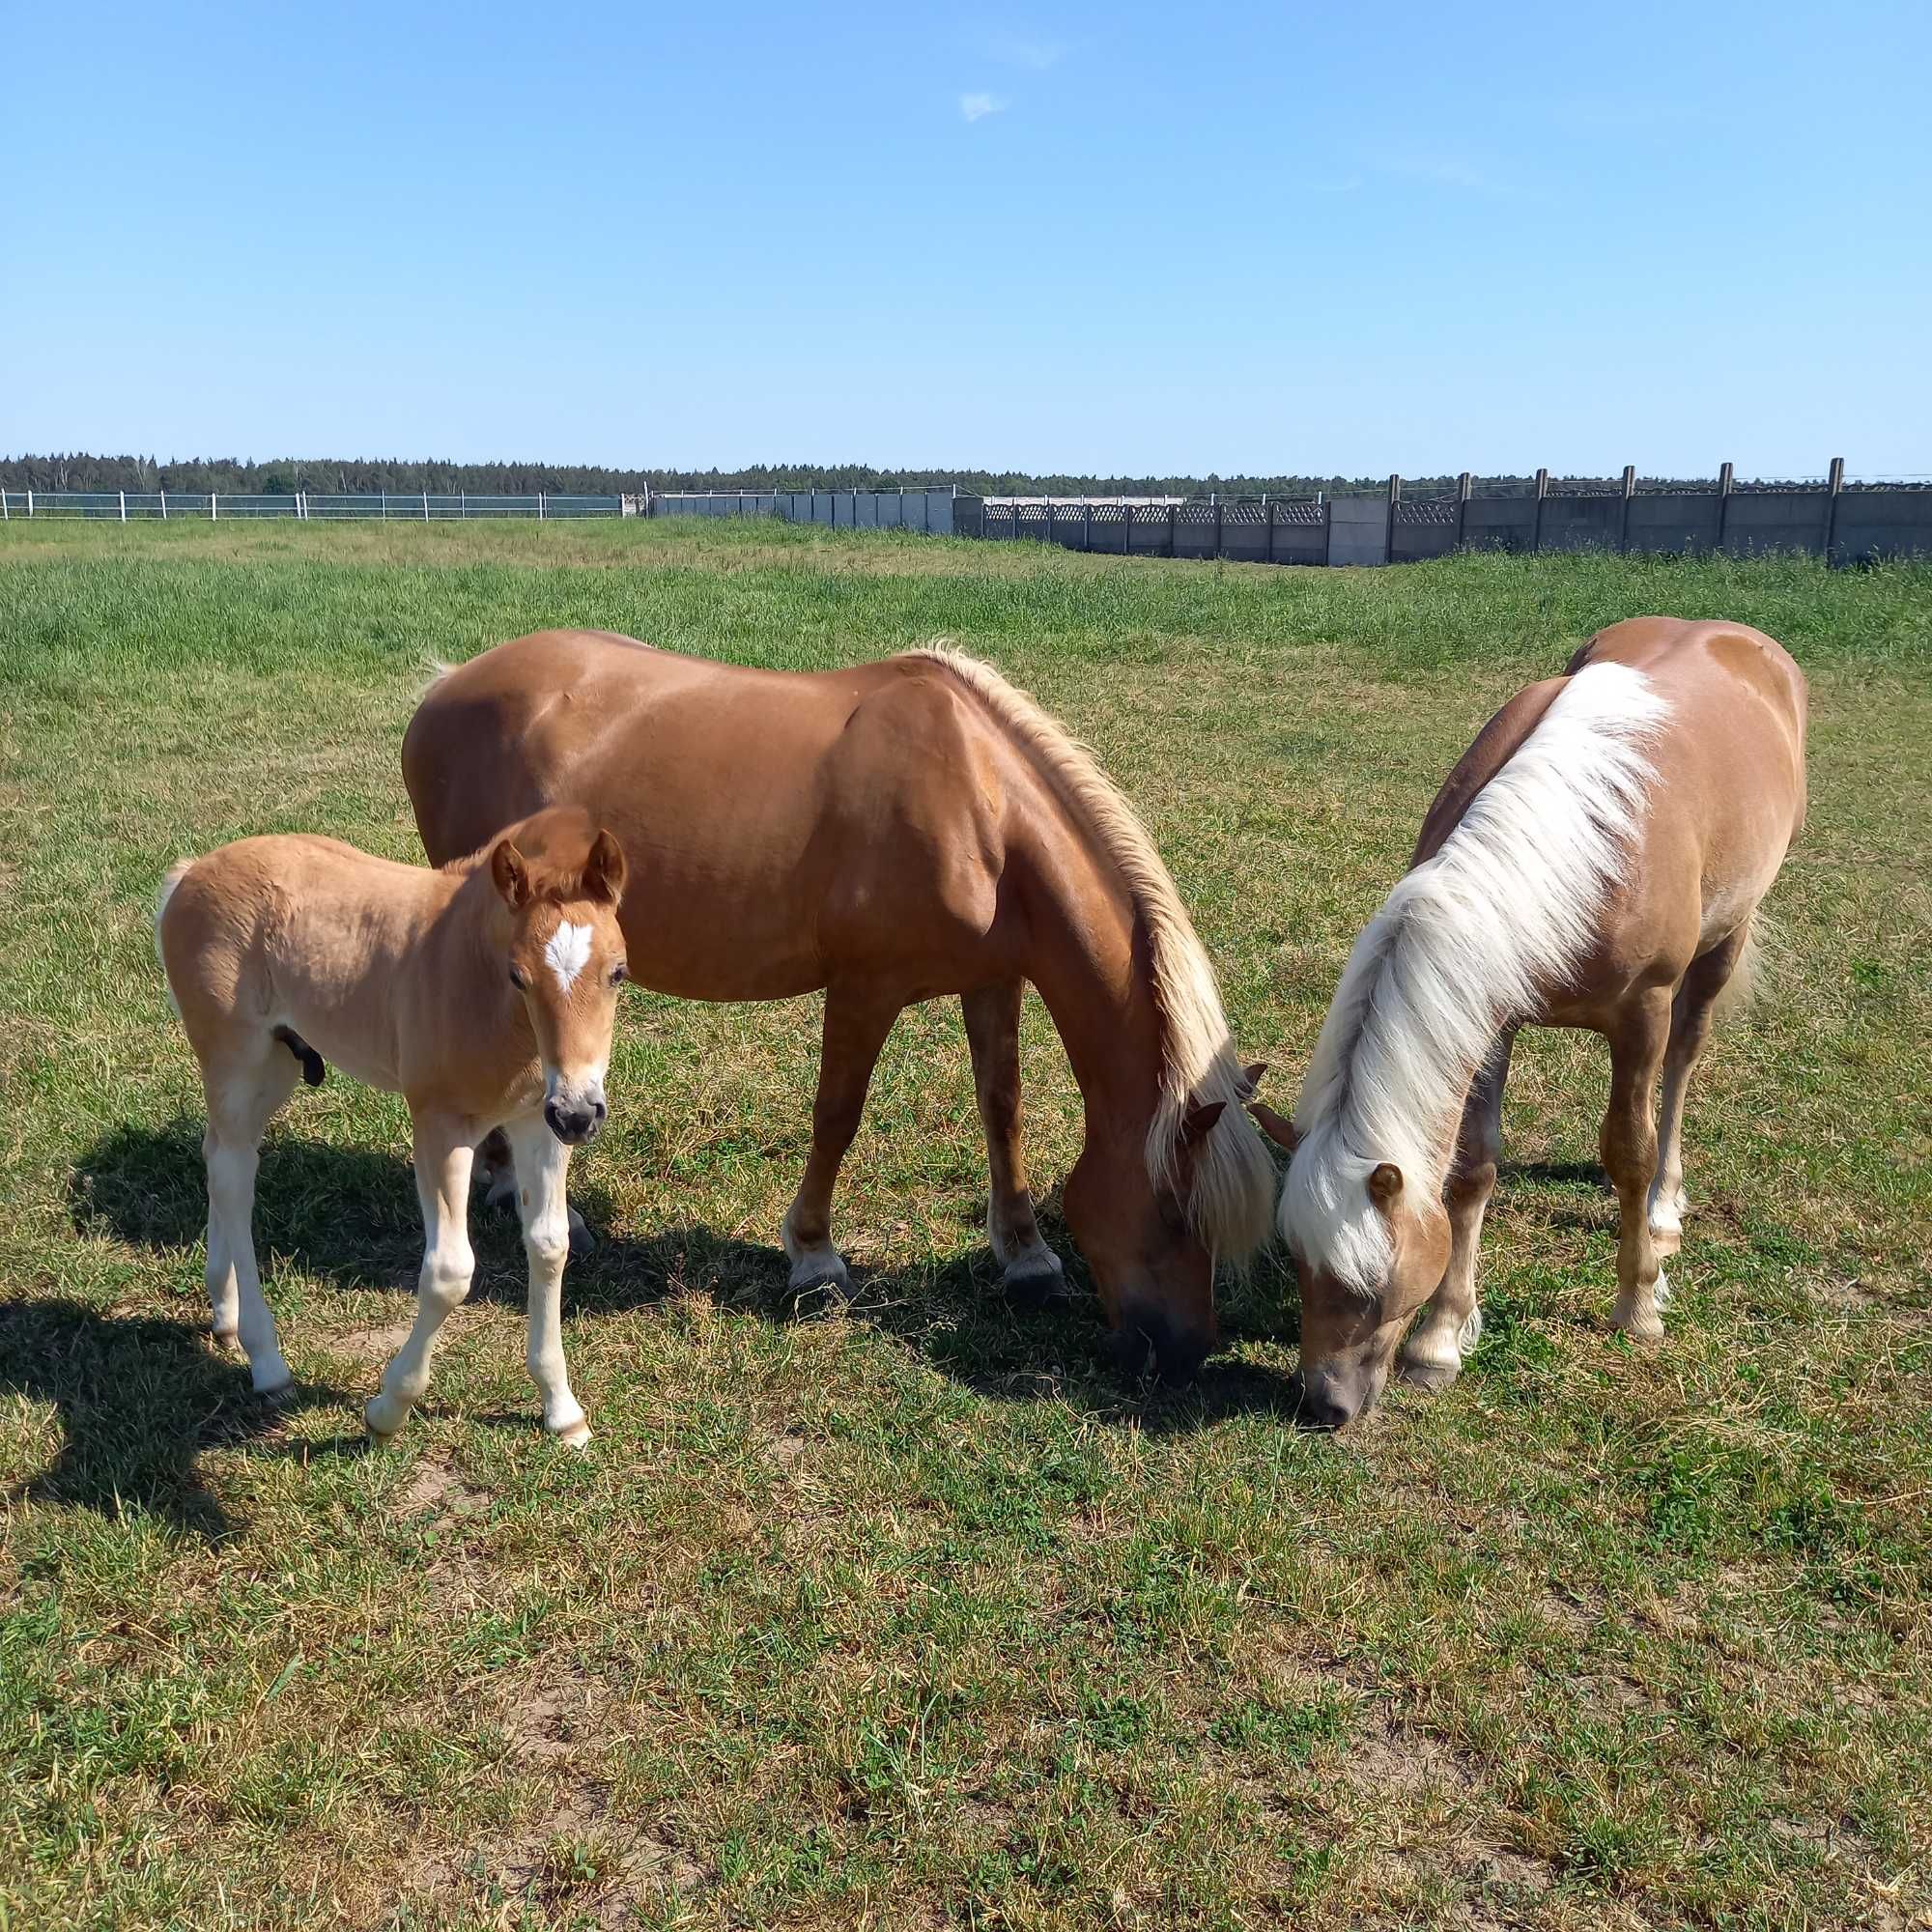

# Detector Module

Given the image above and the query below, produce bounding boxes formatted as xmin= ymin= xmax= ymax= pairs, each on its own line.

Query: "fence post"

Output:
xmin=1386 ymin=474 xmax=1401 ymax=564
xmin=1456 ymin=471 xmax=1472 ymax=551
xmin=159 ymin=489 xmax=166 ymax=520
xmin=1531 ymin=469 xmax=1548 ymax=553
xmin=1084 ymin=502 xmax=1093 ymax=552
xmin=1214 ymin=498 xmax=1224 ymax=557
xmin=539 ymin=493 xmax=546 ymax=522
xmin=1264 ymin=499 xmax=1276 ymax=564
xmin=1168 ymin=503 xmax=1178 ymax=557
xmin=119 ymin=490 xmax=127 ymax=523
xmin=1716 ymin=461 xmax=1733 ymax=552
xmin=381 ymin=491 xmax=387 ymax=522
xmin=1619 ymin=465 xmax=1635 ymax=552
xmin=1 ymin=491 xmax=7 ymax=522
xmin=211 ymin=492 xmax=217 ymax=522
xmin=1824 ymin=455 xmax=1844 ymax=560
xmin=26 ymin=489 xmax=33 ymax=518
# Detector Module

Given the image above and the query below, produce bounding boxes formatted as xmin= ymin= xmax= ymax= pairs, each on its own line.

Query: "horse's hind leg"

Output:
xmin=366 ymin=1113 xmax=475 ymax=1443
xmin=1648 ymin=927 xmax=1750 ymax=1257
xmin=1401 ymin=1027 xmax=1515 ymax=1389
xmin=781 ymin=983 xmax=901 ymax=1296
xmin=962 ymin=981 xmax=1065 ymax=1306
xmin=200 ymin=1040 xmax=300 ymax=1392
xmin=1603 ymin=986 xmax=1674 ymax=1340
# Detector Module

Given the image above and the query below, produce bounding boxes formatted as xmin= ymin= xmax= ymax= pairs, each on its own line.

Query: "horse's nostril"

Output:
xmin=591 ymin=1097 xmax=608 ymax=1122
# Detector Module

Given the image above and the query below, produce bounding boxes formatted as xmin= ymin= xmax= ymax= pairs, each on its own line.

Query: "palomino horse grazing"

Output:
xmin=156 ymin=808 xmax=631 ymax=1443
xmin=403 ymin=632 xmax=1274 ymax=1381
xmin=1251 ymin=617 xmax=1807 ymax=1429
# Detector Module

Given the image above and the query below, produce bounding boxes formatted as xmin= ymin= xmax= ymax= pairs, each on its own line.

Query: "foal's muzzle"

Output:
xmin=544 ymin=1094 xmax=607 ymax=1145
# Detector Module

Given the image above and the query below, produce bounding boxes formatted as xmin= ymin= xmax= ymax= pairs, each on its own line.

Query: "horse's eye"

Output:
xmin=509 ymin=965 xmax=529 ymax=990
xmin=610 ymin=963 xmax=628 ymax=986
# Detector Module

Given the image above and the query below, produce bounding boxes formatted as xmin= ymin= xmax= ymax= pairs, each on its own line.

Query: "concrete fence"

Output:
xmin=649 ymin=488 xmax=959 ymax=534
xmin=973 ymin=464 xmax=1932 ymax=567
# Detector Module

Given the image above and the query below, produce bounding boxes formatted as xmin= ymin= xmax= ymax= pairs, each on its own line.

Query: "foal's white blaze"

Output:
xmin=544 ymin=920 xmax=593 ymax=995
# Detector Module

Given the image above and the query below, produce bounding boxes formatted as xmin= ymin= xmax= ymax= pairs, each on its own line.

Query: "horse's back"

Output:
xmin=404 ymin=633 xmax=1018 ymax=999
xmin=1571 ymin=617 xmax=1807 ymax=840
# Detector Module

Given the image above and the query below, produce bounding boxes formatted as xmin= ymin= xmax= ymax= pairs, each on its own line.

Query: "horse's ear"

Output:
xmin=1179 ymin=1099 xmax=1226 ymax=1152
xmin=1238 ymin=1061 xmax=1267 ymax=1099
xmin=1247 ymin=1098 xmax=1300 ymax=1155
xmin=491 ymin=838 xmax=532 ymax=908
xmin=1368 ymin=1161 xmax=1404 ymax=1205
xmin=582 ymin=829 xmax=627 ymax=906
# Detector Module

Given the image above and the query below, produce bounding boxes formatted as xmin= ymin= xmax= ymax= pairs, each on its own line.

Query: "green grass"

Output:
xmin=2 ymin=518 xmax=1928 ymax=1930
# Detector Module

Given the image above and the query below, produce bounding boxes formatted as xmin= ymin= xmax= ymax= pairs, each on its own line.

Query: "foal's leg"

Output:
xmin=962 ymin=981 xmax=1065 ymax=1304
xmin=476 ymin=1124 xmax=591 ymax=1254
xmin=201 ymin=1043 xmax=299 ymax=1391
xmin=1601 ymin=987 xmax=1674 ymax=1340
xmin=1647 ymin=928 xmax=1749 ymax=1257
xmin=365 ymin=1115 xmax=475 ymax=1443
xmin=781 ymin=985 xmax=902 ymax=1295
xmin=500 ymin=1114 xmax=591 ymax=1445
xmin=1400 ymin=1028 xmax=1516 ymax=1389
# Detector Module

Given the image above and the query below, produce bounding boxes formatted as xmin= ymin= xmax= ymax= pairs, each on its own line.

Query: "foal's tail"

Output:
xmin=155 ymin=859 xmax=195 ymax=1016
xmin=1712 ymin=914 xmax=1766 ymax=1025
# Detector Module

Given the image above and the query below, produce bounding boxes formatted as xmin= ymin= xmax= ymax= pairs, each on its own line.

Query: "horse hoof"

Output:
xmin=550 ymin=1415 xmax=592 ymax=1449
xmin=787 ymin=1251 xmax=852 ymax=1298
xmin=1398 ymin=1353 xmax=1462 ymax=1392
xmin=364 ymin=1397 xmax=407 ymax=1443
xmin=1003 ymin=1262 xmax=1069 ymax=1311
xmin=253 ymin=1365 xmax=296 ymax=1399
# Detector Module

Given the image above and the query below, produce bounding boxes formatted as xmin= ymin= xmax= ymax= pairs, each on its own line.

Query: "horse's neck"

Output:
xmin=1019 ymin=860 xmax=1164 ymax=1144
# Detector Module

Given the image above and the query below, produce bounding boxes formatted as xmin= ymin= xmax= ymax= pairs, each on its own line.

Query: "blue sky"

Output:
xmin=4 ymin=0 xmax=1928 ymax=477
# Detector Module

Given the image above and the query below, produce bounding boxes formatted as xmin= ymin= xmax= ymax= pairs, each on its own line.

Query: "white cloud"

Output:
xmin=959 ymin=92 xmax=1006 ymax=124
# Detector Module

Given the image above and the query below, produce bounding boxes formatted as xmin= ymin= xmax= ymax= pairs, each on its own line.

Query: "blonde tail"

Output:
xmin=155 ymin=859 xmax=194 ymax=1016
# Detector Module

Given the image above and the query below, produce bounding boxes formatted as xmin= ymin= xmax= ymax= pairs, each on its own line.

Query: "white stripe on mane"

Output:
xmin=904 ymin=644 xmax=1275 ymax=1262
xmin=1283 ymin=660 xmax=1670 ymax=1293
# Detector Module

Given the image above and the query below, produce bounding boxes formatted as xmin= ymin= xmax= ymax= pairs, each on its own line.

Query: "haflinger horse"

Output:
xmin=402 ymin=631 xmax=1275 ymax=1382
xmin=156 ymin=807 xmax=630 ymax=1444
xmin=1250 ymin=617 xmax=1807 ymax=1430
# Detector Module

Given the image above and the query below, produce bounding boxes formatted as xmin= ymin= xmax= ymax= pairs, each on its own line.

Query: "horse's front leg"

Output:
xmin=962 ymin=980 xmax=1065 ymax=1305
xmin=1401 ymin=1028 xmax=1515 ymax=1389
xmin=366 ymin=1115 xmax=475 ymax=1443
xmin=1602 ymin=988 xmax=1674 ymax=1340
xmin=476 ymin=1123 xmax=593 ymax=1253
xmin=781 ymin=983 xmax=902 ymax=1296
xmin=502 ymin=1114 xmax=590 ymax=1445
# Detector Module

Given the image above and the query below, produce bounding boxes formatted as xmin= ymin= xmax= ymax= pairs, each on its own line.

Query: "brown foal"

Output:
xmin=1255 ymin=617 xmax=1808 ymax=1428
xmin=156 ymin=808 xmax=630 ymax=1442
xmin=403 ymin=632 xmax=1275 ymax=1381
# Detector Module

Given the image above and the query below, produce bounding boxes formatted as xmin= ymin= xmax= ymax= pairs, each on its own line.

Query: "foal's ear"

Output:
xmin=582 ymin=829 xmax=627 ymax=905
xmin=1368 ymin=1161 xmax=1404 ymax=1205
xmin=1179 ymin=1098 xmax=1226 ymax=1151
xmin=491 ymin=838 xmax=532 ymax=908
xmin=1238 ymin=1061 xmax=1267 ymax=1099
xmin=1247 ymin=1098 xmax=1300 ymax=1156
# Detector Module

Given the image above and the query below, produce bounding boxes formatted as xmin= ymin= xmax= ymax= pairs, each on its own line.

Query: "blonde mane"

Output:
xmin=1283 ymin=661 xmax=1671 ymax=1293
xmin=904 ymin=644 xmax=1274 ymax=1262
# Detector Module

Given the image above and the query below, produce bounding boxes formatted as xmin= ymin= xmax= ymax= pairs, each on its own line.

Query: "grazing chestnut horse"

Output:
xmin=403 ymin=632 xmax=1274 ymax=1380
xmin=156 ymin=808 xmax=630 ymax=1443
xmin=1252 ymin=617 xmax=1807 ymax=1428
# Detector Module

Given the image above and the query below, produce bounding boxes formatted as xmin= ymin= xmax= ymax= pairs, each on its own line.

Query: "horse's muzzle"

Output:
xmin=544 ymin=1095 xmax=607 ymax=1145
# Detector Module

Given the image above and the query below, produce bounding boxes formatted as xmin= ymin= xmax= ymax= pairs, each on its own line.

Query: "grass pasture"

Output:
xmin=1 ymin=517 xmax=1929 ymax=1930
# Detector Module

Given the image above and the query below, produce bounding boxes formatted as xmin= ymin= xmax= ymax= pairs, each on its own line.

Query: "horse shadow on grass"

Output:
xmin=55 ymin=1119 xmax=1304 ymax=1517
xmin=0 ymin=1296 xmax=343 ymax=1544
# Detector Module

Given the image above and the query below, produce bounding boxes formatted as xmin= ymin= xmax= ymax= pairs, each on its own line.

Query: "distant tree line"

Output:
xmin=4 ymin=452 xmax=1799 ymax=498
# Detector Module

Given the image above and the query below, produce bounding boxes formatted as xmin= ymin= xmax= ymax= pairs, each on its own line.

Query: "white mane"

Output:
xmin=1282 ymin=661 xmax=1670 ymax=1292
xmin=906 ymin=644 xmax=1275 ymax=1262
